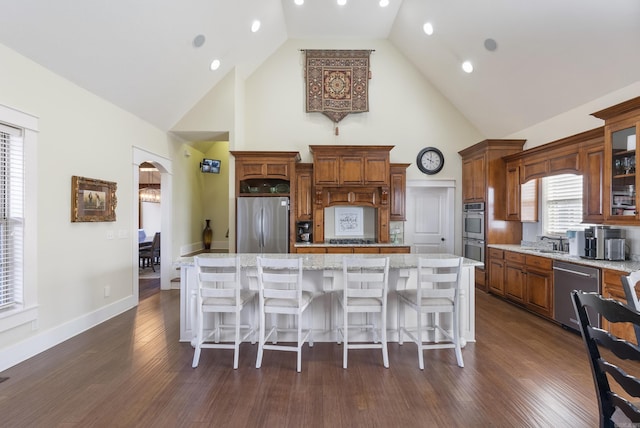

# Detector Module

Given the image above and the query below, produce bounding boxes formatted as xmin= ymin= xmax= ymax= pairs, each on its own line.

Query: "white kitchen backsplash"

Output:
xmin=522 ymin=221 xmax=640 ymax=259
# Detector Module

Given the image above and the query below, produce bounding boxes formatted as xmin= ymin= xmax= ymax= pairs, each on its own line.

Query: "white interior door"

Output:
xmin=405 ymin=182 xmax=455 ymax=254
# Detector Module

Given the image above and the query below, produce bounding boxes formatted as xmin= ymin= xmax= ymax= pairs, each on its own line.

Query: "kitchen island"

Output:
xmin=175 ymin=253 xmax=482 ymax=345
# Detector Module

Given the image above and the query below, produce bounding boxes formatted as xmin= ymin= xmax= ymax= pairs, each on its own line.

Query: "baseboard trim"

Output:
xmin=0 ymin=295 xmax=137 ymax=372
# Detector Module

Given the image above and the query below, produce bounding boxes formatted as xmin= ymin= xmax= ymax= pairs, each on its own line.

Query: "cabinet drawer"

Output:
xmin=489 ymin=248 xmax=504 ymax=259
xmin=525 ymin=254 xmax=552 ymax=270
xmin=505 ymin=251 xmax=525 ymax=264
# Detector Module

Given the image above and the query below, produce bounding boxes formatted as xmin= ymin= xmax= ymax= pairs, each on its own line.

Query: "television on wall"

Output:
xmin=200 ymin=159 xmax=221 ymax=174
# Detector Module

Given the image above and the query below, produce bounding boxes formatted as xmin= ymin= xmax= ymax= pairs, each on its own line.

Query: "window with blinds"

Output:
xmin=542 ymin=173 xmax=583 ymax=235
xmin=0 ymin=124 xmax=24 ymax=310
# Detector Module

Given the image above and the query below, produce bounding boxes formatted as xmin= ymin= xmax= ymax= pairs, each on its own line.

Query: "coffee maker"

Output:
xmin=297 ymin=221 xmax=312 ymax=243
xmin=584 ymin=226 xmax=625 ymax=260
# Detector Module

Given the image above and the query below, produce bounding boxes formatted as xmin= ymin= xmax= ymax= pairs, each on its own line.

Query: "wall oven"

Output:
xmin=463 ymin=202 xmax=485 ymax=240
xmin=463 ymin=237 xmax=485 ymax=263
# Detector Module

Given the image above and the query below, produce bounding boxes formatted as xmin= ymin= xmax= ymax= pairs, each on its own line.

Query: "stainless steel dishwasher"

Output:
xmin=553 ymin=260 xmax=600 ymax=331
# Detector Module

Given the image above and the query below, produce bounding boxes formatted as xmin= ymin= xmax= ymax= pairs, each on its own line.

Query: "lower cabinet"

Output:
xmin=524 ymin=255 xmax=553 ymax=318
xmin=602 ymin=268 xmax=636 ymax=343
xmin=490 ymin=249 xmax=553 ymax=320
xmin=504 ymin=252 xmax=526 ymax=303
xmin=295 ymin=246 xmax=410 ymax=254
xmin=488 ymin=248 xmax=505 ymax=295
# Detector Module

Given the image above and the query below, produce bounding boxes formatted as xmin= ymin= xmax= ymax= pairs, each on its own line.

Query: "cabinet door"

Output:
xmin=603 ymin=119 xmax=639 ymax=223
xmin=471 ymin=156 xmax=485 ymax=201
xmin=462 ymin=155 xmax=485 ymax=202
xmin=314 ymin=155 xmax=340 ymax=185
xmin=340 ymin=155 xmax=364 ymax=185
xmin=390 ymin=164 xmax=408 ymax=221
xmin=602 ymin=268 xmax=636 ymax=342
xmin=488 ymin=258 xmax=504 ymax=296
xmin=462 ymin=158 xmax=474 ymax=202
xmin=504 ymin=262 xmax=525 ymax=303
xmin=295 ymin=164 xmax=313 ymax=221
xmin=506 ymin=161 xmax=521 ymax=221
xmin=525 ymin=268 xmax=553 ymax=318
xmin=364 ymin=155 xmax=388 ymax=185
xmin=582 ymin=142 xmax=605 ymax=223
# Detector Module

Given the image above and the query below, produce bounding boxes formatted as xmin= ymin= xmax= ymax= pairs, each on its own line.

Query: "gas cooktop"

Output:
xmin=328 ymin=238 xmax=376 ymax=245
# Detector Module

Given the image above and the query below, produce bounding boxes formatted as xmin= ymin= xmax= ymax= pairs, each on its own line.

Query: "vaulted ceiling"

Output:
xmin=0 ymin=0 xmax=638 ymax=138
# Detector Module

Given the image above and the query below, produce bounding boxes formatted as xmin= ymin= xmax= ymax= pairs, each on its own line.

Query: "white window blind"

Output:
xmin=542 ymin=174 xmax=583 ymax=235
xmin=0 ymin=123 xmax=24 ymax=310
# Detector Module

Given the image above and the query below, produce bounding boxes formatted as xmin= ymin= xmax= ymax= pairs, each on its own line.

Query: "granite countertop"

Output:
xmin=488 ymin=244 xmax=640 ymax=273
xmin=294 ymin=242 xmax=410 ymax=248
xmin=175 ymin=253 xmax=483 ymax=270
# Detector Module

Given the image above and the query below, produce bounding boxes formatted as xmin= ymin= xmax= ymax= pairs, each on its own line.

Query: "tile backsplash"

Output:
xmin=523 ymin=222 xmax=640 ymax=259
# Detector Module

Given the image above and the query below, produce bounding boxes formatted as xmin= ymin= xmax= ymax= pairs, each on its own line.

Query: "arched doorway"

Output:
xmin=133 ymin=148 xmax=173 ymax=300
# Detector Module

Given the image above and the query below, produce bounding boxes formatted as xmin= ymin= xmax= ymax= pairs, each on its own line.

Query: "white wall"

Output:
xmin=0 ymin=42 xmax=174 ymax=368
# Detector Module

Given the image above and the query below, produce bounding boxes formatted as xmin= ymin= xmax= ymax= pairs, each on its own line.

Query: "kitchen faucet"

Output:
xmin=540 ymin=235 xmax=567 ymax=251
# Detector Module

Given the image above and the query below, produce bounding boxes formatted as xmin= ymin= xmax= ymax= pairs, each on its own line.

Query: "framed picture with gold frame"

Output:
xmin=71 ymin=176 xmax=117 ymax=222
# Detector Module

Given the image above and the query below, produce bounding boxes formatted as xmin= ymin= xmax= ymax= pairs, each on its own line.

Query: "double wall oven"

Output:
xmin=463 ymin=202 xmax=485 ymax=263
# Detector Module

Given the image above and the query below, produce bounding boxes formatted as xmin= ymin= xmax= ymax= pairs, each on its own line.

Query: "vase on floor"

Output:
xmin=202 ymin=219 xmax=212 ymax=250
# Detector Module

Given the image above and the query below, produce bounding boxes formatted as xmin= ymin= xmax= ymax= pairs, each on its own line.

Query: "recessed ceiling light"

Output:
xmin=294 ymin=0 xmax=304 ymax=5
xmin=423 ymin=22 xmax=434 ymax=36
xmin=462 ymin=61 xmax=474 ymax=73
xmin=484 ymin=38 xmax=498 ymax=52
xmin=337 ymin=0 xmax=347 ymax=6
xmin=210 ymin=59 xmax=221 ymax=71
xmin=379 ymin=0 xmax=389 ymax=7
xmin=251 ymin=20 xmax=261 ymax=33
xmin=193 ymin=34 xmax=206 ymax=48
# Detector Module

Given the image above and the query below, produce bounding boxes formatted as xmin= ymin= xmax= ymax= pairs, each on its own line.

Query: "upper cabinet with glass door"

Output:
xmin=592 ymin=96 xmax=640 ymax=224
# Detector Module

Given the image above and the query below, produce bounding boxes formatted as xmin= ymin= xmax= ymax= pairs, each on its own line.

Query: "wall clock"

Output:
xmin=417 ymin=147 xmax=445 ymax=175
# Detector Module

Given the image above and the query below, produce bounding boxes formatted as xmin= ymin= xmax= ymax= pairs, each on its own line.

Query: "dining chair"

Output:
xmin=338 ymin=256 xmax=390 ymax=369
xmin=572 ymin=290 xmax=640 ymax=427
xmin=397 ymin=256 xmax=464 ymax=370
xmin=139 ymin=232 xmax=160 ymax=271
xmin=192 ymin=255 xmax=257 ymax=369
xmin=255 ymin=256 xmax=314 ymax=373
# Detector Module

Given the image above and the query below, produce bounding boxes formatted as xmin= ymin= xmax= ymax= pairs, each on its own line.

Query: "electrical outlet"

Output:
xmin=106 ymin=230 xmax=115 ymax=240
xmin=104 ymin=285 xmax=111 ymax=297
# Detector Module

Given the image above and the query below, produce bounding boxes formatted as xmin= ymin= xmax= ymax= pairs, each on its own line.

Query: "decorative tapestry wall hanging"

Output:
xmin=304 ymin=49 xmax=372 ymax=135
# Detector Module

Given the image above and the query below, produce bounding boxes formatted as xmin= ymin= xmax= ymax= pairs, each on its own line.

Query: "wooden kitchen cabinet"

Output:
xmin=524 ymin=255 xmax=553 ymax=318
xmin=505 ymin=160 xmax=521 ymax=221
xmin=295 ymin=163 xmax=313 ymax=221
xmin=500 ymin=250 xmax=553 ymax=319
xmin=310 ymin=145 xmax=394 ymax=243
xmin=230 ymin=151 xmax=301 ymax=197
xmin=592 ymin=97 xmax=640 ymax=224
xmin=488 ymin=248 xmax=505 ymax=296
xmin=462 ymin=154 xmax=485 ymax=202
xmin=581 ymin=135 xmax=605 ymax=223
xmin=310 ymin=145 xmax=393 ymax=186
xmin=602 ymin=268 xmax=637 ymax=343
xmin=458 ymin=140 xmax=525 ymax=290
xmin=294 ymin=246 xmax=410 ymax=254
xmin=390 ymin=163 xmax=409 ymax=221
xmin=521 ymin=147 xmax=580 ymax=183
xmin=504 ymin=251 xmax=526 ymax=303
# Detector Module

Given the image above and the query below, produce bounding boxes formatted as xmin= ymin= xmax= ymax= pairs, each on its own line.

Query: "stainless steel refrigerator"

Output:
xmin=237 ymin=196 xmax=289 ymax=253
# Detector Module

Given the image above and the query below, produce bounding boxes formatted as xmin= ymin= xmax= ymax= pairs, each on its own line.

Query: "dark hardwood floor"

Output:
xmin=0 ymin=288 xmax=599 ymax=427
